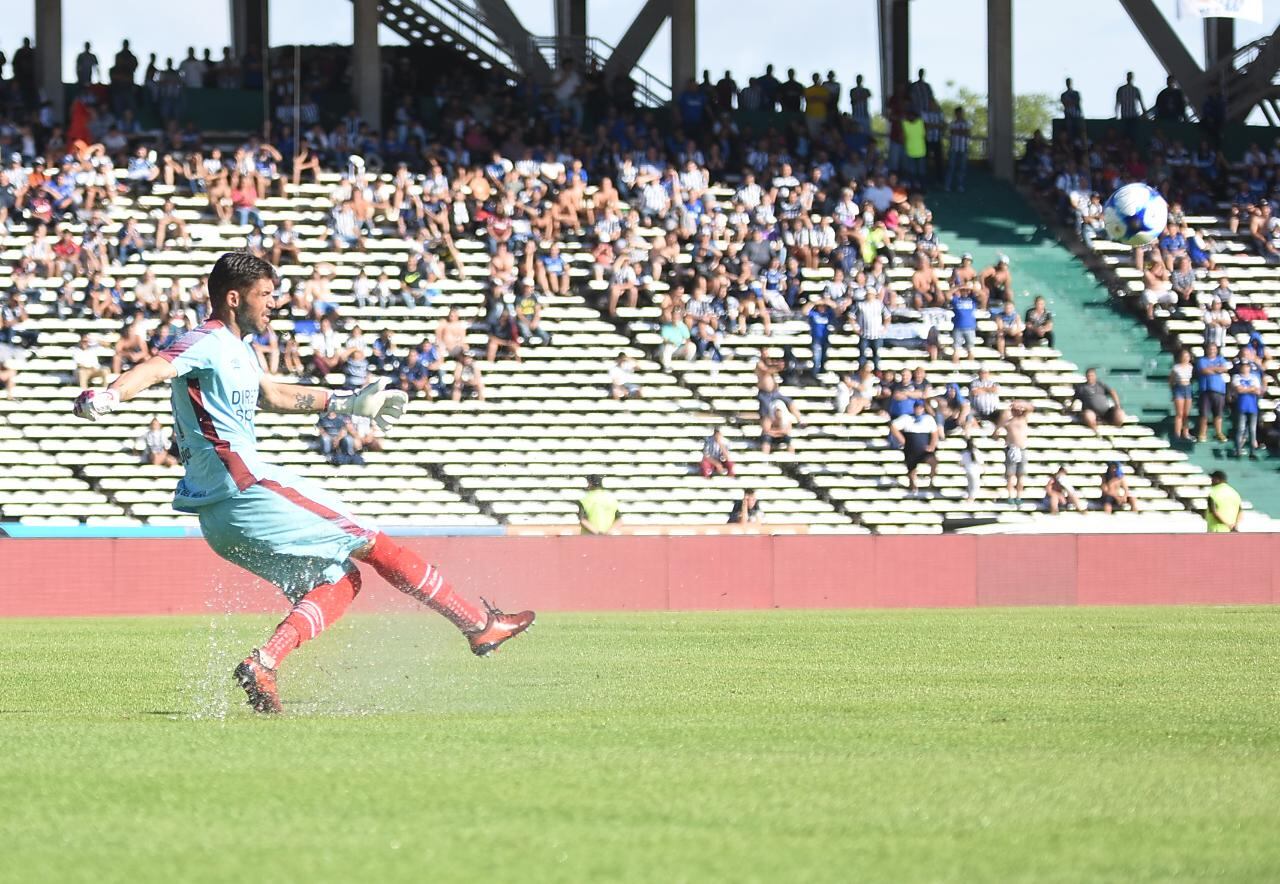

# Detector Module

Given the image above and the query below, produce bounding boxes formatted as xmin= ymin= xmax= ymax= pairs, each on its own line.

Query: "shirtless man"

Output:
xmin=434 ymin=307 xmax=469 ymax=359
xmin=910 ymin=253 xmax=942 ymax=309
xmin=979 ymin=254 xmax=1012 ymax=309
xmin=996 ymin=400 xmax=1034 ymax=504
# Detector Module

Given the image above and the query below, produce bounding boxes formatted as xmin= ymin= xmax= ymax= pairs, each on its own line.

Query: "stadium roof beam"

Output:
xmin=601 ymin=0 xmax=695 ymax=90
xmin=1204 ymin=16 xmax=1234 ymax=68
xmin=35 ymin=0 xmax=63 ymax=122
xmin=473 ymin=0 xmax=554 ymax=82
xmin=230 ymin=0 xmax=269 ymax=63
xmin=1116 ymin=0 xmax=1209 ymax=114
xmin=553 ymin=0 xmax=588 ymax=69
xmin=1222 ymin=22 xmax=1280 ymax=122
xmin=352 ymin=0 xmax=381 ymax=131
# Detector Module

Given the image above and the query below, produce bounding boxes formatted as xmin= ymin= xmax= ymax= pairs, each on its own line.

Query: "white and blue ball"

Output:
xmin=1102 ymin=183 xmax=1168 ymax=247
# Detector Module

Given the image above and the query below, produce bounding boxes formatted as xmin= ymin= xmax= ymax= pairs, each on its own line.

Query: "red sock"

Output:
xmin=361 ymin=533 xmax=484 ymax=634
xmin=258 ymin=570 xmax=362 ymax=669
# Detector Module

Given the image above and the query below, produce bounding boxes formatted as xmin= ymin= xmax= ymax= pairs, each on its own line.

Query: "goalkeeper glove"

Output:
xmin=73 ymin=389 xmax=120 ymax=422
xmin=330 ymin=377 xmax=408 ymax=431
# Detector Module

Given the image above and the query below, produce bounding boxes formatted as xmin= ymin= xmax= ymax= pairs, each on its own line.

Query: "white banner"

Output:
xmin=1178 ymin=0 xmax=1264 ymax=22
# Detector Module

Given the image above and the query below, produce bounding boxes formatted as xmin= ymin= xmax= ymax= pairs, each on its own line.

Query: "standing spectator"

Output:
xmin=1099 ymin=462 xmax=1140 ymax=513
xmin=1202 ymin=297 xmax=1231 ymax=350
xmin=1060 ymin=77 xmax=1084 ymax=137
xmin=854 ymin=288 xmax=890 ymax=369
xmin=1154 ymin=75 xmax=1186 ymax=123
xmin=1232 ymin=361 xmax=1262 ymax=458
xmin=849 ymin=75 xmax=872 ymax=131
xmin=901 ymin=105 xmax=927 ymax=187
xmin=1205 ymin=470 xmax=1242 ymax=532
xmin=807 ymin=296 xmax=836 ymax=379
xmin=139 ymin=417 xmax=178 ymax=467
xmin=960 ymin=435 xmax=984 ymax=501
xmin=1195 ymin=342 xmax=1230 ymax=443
xmin=75 ymin=42 xmax=100 ymax=86
xmin=578 ymin=475 xmax=620 ymax=535
xmin=803 ymin=74 xmax=829 ymax=136
xmin=701 ymin=427 xmax=736 ymax=478
xmin=1115 ymin=71 xmax=1145 ymax=135
xmin=1069 ymin=367 xmax=1126 ymax=430
xmin=1023 ymin=296 xmax=1054 ymax=348
xmin=890 ymin=400 xmax=939 ymax=496
xmin=945 ymin=107 xmax=971 ymax=192
xmin=1043 ymin=466 xmax=1085 ymax=515
xmin=909 ymin=68 xmax=934 ymax=114
xmin=949 ymin=280 xmax=978 ymax=362
xmin=727 ymin=489 xmax=762 ymax=525
xmin=1169 ymin=348 xmax=1195 ymax=441
xmin=997 ymin=401 xmax=1034 ymax=504
xmin=178 ymin=47 xmax=206 ymax=88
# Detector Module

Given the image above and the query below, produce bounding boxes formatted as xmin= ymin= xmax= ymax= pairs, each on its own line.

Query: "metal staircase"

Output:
xmin=1203 ymin=34 xmax=1280 ymax=125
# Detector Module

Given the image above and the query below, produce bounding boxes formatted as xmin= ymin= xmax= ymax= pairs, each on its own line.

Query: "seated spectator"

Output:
xmin=969 ymin=366 xmax=1002 ymax=421
xmin=451 ymin=351 xmax=486 ymax=402
xmin=230 ymin=173 xmax=263 ymax=228
xmin=1169 ymin=256 xmax=1197 ymax=308
xmin=139 ymin=417 xmax=178 ymax=467
xmin=1099 ymin=462 xmax=1139 ymax=513
xmin=309 ymin=315 xmax=345 ymax=378
xmin=758 ymin=375 xmax=804 ymax=454
xmin=111 ymin=317 xmax=148 ymax=373
xmin=349 ymin=415 xmax=382 ymax=457
xmin=1022 ymin=296 xmax=1054 ymax=347
xmin=73 ymin=334 xmax=109 ymax=387
xmin=485 ymin=302 xmax=521 ymax=362
xmin=1141 ymin=257 xmax=1175 ymax=319
xmin=396 ymin=348 xmax=434 ymax=400
xmin=146 ymin=320 xmax=178 ymax=356
xmin=979 ymin=255 xmax=1012 ymax=308
xmin=1043 ymin=466 xmax=1085 ymax=514
xmin=115 ymin=218 xmax=146 ymax=265
xmin=835 ymin=371 xmax=870 ymax=416
xmin=154 ymin=199 xmax=189 ymax=250
xmin=658 ymin=312 xmax=695 ymax=369
xmin=124 ymin=145 xmax=159 ymax=193
xmin=435 ymin=307 xmax=469 ymax=359
xmin=271 ymin=218 xmax=300 ymax=266
xmin=0 ymin=359 xmax=15 ymax=399
xmin=727 ymin=488 xmax=762 ymax=525
xmin=700 ymin=427 xmax=735 ymax=477
xmin=280 ymin=331 xmax=305 ymax=376
xmin=317 ymin=409 xmax=362 ymax=466
xmin=1248 ymin=202 xmax=1280 ymax=264
xmin=251 ymin=324 xmax=280 ymax=375
xmin=343 ymin=347 xmax=369 ymax=389
xmin=609 ymin=352 xmax=642 ymax=400
xmin=1078 ymin=193 xmax=1107 ymax=245
xmin=993 ymin=300 xmax=1023 ymax=356
xmin=1068 ymin=367 xmax=1126 ymax=429
xmin=890 ymin=399 xmax=939 ymax=496
xmin=514 ymin=283 xmax=551 ymax=346
xmin=537 ymin=243 xmax=571 ymax=295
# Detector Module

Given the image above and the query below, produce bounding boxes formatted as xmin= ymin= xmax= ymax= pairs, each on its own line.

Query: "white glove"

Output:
xmin=73 ymin=389 xmax=119 ymax=422
xmin=330 ymin=377 xmax=408 ymax=431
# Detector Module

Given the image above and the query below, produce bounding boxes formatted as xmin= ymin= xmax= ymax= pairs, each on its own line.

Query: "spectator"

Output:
xmin=701 ymin=427 xmax=736 ymax=478
xmin=396 ymin=348 xmax=434 ymax=400
xmin=250 ymin=324 xmax=280 ymax=375
xmin=1023 ymin=296 xmax=1054 ymax=348
xmin=949 ymin=279 xmax=979 ymax=362
xmin=996 ymin=401 xmax=1035 ymax=504
xmin=0 ymin=359 xmax=15 ymax=399
xmin=835 ymin=370 xmax=872 ymax=416
xmin=1232 ymin=361 xmax=1261 ymax=458
xmin=578 ymin=474 xmax=620 ymax=535
xmin=1140 ymin=257 xmax=1175 ymax=319
xmin=111 ymin=317 xmax=148 ymax=374
xmin=1069 ymin=367 xmax=1126 ymax=430
xmin=727 ymin=488 xmax=762 ymax=525
xmin=75 ymin=41 xmax=100 ymax=86
xmin=451 ymin=351 xmax=486 ymax=402
xmin=807 ymin=296 xmax=836 ymax=379
xmin=310 ymin=315 xmax=345 ymax=378
xmin=969 ymin=366 xmax=1002 ymax=421
xmin=854 ymin=288 xmax=890 ymax=368
xmin=890 ymin=400 xmax=939 ymax=496
xmin=960 ymin=435 xmax=984 ymax=501
xmin=944 ymin=107 xmax=971 ymax=192
xmin=758 ymin=375 xmax=803 ymax=454
xmin=1154 ymin=75 xmax=1186 ymax=123
xmin=73 ymin=334 xmax=109 ymax=388
xmin=1043 ymin=466 xmax=1085 ymax=515
xmin=1205 ymin=470 xmax=1241 ymax=532
xmin=1202 ymin=297 xmax=1231 ymax=350
xmin=514 ymin=283 xmax=551 ymax=347
xmin=1060 ymin=77 xmax=1084 ymax=137
xmin=317 ymin=409 xmax=361 ymax=466
xmin=609 ymin=352 xmax=642 ymax=400
xmin=139 ymin=417 xmax=178 ymax=467
xmin=1169 ymin=348 xmax=1195 ymax=441
xmin=979 ymin=255 xmax=1012 ymax=309
xmin=1099 ymin=462 xmax=1139 ymax=513
xmin=343 ymin=347 xmax=370 ymax=390
xmin=993 ymin=300 xmax=1023 ymax=357
xmin=1114 ymin=71 xmax=1146 ymax=123
xmin=1195 ymin=342 xmax=1230 ymax=443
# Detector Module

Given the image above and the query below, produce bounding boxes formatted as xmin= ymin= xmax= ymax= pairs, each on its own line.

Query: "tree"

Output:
xmin=940 ymin=84 xmax=1057 ymax=151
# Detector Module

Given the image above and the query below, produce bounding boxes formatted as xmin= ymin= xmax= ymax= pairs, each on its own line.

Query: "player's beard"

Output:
xmin=238 ymin=305 xmax=270 ymax=336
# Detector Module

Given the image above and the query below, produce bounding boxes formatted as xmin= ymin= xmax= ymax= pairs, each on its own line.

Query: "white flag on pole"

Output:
xmin=1178 ymin=0 xmax=1264 ymax=23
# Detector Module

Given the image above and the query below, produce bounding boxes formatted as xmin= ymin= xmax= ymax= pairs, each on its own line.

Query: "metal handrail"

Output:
xmin=528 ymin=35 xmax=671 ymax=106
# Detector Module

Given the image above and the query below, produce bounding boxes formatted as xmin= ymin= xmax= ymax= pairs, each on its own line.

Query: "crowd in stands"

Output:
xmin=0 ymin=40 xmax=1231 ymax=511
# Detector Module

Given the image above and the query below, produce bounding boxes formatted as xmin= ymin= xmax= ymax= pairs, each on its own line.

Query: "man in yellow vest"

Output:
xmin=1206 ymin=470 xmax=1241 ymax=532
xmin=901 ymin=106 xmax=927 ymax=188
xmin=579 ymin=475 xmax=620 ymax=535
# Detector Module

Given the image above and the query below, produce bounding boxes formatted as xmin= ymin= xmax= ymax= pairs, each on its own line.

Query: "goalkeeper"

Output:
xmin=73 ymin=251 xmax=533 ymax=713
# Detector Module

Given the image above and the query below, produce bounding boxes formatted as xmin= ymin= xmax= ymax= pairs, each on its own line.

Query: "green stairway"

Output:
xmin=929 ymin=171 xmax=1280 ymax=516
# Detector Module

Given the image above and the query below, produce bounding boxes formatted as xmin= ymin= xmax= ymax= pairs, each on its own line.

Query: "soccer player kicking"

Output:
xmin=72 ymin=252 xmax=534 ymax=713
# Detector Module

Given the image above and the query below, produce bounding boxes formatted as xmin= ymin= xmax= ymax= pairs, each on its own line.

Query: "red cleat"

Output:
xmin=234 ymin=650 xmax=283 ymax=714
xmin=467 ymin=599 xmax=535 ymax=657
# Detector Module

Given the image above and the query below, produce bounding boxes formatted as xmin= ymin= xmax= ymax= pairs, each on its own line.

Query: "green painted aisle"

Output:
xmin=929 ymin=171 xmax=1280 ymax=516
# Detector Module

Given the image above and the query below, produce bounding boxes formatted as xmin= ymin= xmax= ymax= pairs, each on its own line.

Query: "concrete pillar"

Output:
xmin=877 ymin=0 xmax=909 ymax=113
xmin=1204 ymin=17 xmax=1234 ymax=68
xmin=230 ymin=0 xmax=269 ymax=62
xmin=670 ymin=0 xmax=696 ymax=95
xmin=554 ymin=0 xmax=587 ymax=69
xmin=987 ymin=0 xmax=1013 ymax=181
xmin=35 ymin=0 xmax=63 ymax=121
xmin=352 ymin=0 xmax=381 ymax=131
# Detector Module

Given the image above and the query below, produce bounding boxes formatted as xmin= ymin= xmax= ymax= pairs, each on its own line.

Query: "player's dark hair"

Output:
xmin=1211 ymin=470 xmax=1227 ymax=483
xmin=208 ymin=251 xmax=279 ymax=311
xmin=586 ymin=475 xmax=604 ymax=490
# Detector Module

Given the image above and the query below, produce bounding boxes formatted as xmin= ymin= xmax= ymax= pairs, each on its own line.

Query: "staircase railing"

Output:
xmin=528 ymin=35 xmax=672 ymax=107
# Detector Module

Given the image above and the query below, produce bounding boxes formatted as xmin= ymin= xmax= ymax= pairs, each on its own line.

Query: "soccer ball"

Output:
xmin=1102 ymin=183 xmax=1168 ymax=247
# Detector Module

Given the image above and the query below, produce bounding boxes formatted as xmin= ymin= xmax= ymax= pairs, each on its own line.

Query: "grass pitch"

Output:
xmin=0 ymin=607 xmax=1277 ymax=883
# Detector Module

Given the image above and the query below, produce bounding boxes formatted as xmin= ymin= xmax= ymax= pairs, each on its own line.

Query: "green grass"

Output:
xmin=1 ymin=608 xmax=1278 ymax=883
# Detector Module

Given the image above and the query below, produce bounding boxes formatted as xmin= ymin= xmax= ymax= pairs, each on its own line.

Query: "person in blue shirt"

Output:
xmin=1196 ymin=342 xmax=1231 ymax=442
xmin=950 ymin=286 xmax=978 ymax=361
xmin=1156 ymin=222 xmax=1187 ymax=268
xmin=1232 ymin=361 xmax=1261 ymax=457
xmin=677 ymin=79 xmax=708 ymax=131
xmin=807 ymin=298 xmax=836 ymax=379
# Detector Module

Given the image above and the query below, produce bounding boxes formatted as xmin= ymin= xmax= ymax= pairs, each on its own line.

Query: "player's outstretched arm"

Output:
xmin=258 ymin=378 xmax=332 ymax=414
xmin=260 ymin=376 xmax=408 ymax=431
xmin=73 ymin=355 xmax=178 ymax=421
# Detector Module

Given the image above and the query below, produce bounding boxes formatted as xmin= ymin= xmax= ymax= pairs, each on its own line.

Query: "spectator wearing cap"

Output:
xmin=701 ymin=427 xmax=736 ymax=478
xmin=1205 ymin=470 xmax=1241 ymax=532
xmin=1068 ymin=367 xmax=1127 ymax=430
xmin=979 ymin=255 xmax=1012 ymax=309
xmin=1099 ymin=462 xmax=1139 ymax=513
xmin=1195 ymin=342 xmax=1230 ymax=443
xmin=890 ymin=399 xmax=939 ymax=496
xmin=727 ymin=488 xmax=762 ymax=525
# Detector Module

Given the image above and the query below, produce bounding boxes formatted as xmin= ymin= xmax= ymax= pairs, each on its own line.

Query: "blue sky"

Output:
xmin=6 ymin=0 xmax=1277 ymax=117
